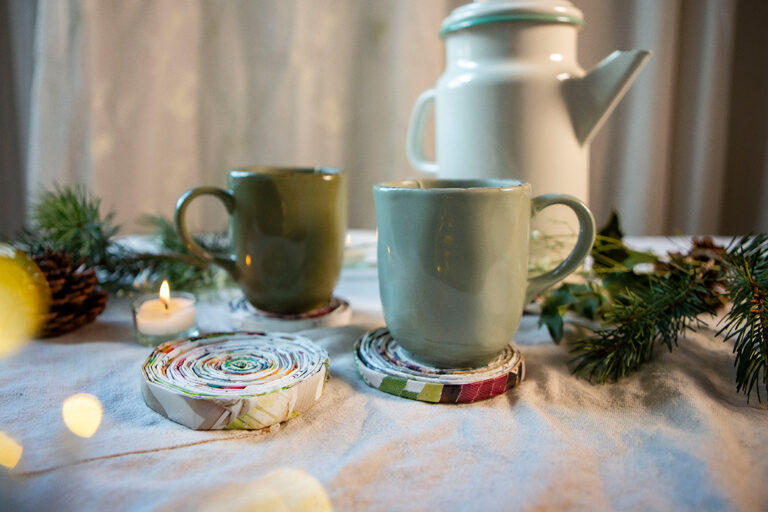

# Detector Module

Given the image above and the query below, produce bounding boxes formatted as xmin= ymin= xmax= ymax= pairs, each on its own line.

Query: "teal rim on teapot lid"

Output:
xmin=440 ymin=0 xmax=584 ymax=37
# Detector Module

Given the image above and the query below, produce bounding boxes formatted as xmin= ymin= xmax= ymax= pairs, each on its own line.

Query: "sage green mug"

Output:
xmin=374 ymin=179 xmax=595 ymax=367
xmin=175 ymin=167 xmax=347 ymax=314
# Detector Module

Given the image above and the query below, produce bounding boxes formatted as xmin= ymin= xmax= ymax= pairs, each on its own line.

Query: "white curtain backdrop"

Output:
xmin=26 ymin=0 xmax=768 ymax=234
xmin=579 ymin=0 xmax=743 ymax=235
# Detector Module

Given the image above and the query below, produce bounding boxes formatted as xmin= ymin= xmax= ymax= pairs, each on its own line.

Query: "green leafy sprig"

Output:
xmin=538 ymin=212 xmax=659 ymax=345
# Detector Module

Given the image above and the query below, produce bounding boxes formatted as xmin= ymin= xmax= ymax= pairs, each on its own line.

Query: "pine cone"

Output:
xmin=32 ymin=249 xmax=108 ymax=337
xmin=661 ymin=237 xmax=729 ymax=312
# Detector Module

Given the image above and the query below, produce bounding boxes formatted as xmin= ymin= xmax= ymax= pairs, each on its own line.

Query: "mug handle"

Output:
xmin=406 ymin=88 xmax=439 ymax=174
xmin=525 ymin=194 xmax=596 ymax=303
xmin=174 ymin=186 xmax=238 ymax=280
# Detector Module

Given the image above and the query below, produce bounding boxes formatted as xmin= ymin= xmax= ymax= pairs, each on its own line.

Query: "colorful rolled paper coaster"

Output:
xmin=355 ymin=327 xmax=525 ymax=403
xmin=229 ymin=296 xmax=351 ymax=333
xmin=141 ymin=331 xmax=329 ymax=430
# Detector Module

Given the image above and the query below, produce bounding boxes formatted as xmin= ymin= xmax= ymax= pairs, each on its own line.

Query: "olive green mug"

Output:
xmin=175 ymin=167 xmax=347 ymax=314
xmin=375 ymin=179 xmax=595 ymax=367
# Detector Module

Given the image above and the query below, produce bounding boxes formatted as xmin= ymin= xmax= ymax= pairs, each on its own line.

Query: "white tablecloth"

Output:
xmin=1 ymin=234 xmax=766 ymax=511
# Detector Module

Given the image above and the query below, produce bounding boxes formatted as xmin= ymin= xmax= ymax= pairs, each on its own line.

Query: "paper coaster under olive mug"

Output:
xmin=229 ymin=296 xmax=351 ymax=333
xmin=374 ymin=179 xmax=595 ymax=368
xmin=355 ymin=327 xmax=525 ymax=403
xmin=175 ymin=167 xmax=347 ymax=315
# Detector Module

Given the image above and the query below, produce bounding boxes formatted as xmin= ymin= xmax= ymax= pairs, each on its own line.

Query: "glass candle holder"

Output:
xmin=132 ymin=291 xmax=199 ymax=347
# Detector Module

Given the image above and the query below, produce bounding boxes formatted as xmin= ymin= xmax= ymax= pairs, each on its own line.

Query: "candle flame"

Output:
xmin=159 ymin=280 xmax=170 ymax=309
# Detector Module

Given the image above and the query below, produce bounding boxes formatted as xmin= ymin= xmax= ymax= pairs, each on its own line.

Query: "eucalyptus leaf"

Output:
xmin=539 ymin=301 xmax=565 ymax=344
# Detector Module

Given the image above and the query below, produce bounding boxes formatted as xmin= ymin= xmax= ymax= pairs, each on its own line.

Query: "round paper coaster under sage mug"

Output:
xmin=374 ymin=179 xmax=595 ymax=368
xmin=175 ymin=167 xmax=347 ymax=315
xmin=228 ymin=295 xmax=352 ymax=333
xmin=141 ymin=331 xmax=329 ymax=430
xmin=355 ymin=327 xmax=525 ymax=403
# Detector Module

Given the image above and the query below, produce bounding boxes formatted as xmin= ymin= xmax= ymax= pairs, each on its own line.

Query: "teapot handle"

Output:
xmin=406 ymin=89 xmax=438 ymax=174
xmin=525 ymin=194 xmax=595 ymax=303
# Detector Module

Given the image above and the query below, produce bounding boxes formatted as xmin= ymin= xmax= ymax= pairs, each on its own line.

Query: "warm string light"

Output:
xmin=62 ymin=393 xmax=103 ymax=438
xmin=0 ymin=431 xmax=23 ymax=469
xmin=198 ymin=469 xmax=331 ymax=512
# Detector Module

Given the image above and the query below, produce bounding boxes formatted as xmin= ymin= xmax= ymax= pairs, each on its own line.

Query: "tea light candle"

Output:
xmin=132 ymin=281 xmax=198 ymax=346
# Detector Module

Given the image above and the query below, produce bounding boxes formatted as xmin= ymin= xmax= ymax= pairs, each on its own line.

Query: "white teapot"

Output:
xmin=407 ymin=0 xmax=651 ymax=212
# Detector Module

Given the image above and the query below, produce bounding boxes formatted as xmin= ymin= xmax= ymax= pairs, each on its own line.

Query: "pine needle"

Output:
xmin=718 ymin=235 xmax=768 ymax=402
xmin=569 ymin=262 xmax=718 ymax=383
xmin=17 ymin=185 xmax=227 ymax=293
xmin=23 ymin=185 xmax=119 ymax=267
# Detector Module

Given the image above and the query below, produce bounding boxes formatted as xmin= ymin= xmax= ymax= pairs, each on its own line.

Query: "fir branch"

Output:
xmin=138 ymin=214 xmax=229 ymax=256
xmin=718 ymin=235 xmax=768 ymax=402
xmin=568 ymin=262 xmax=719 ymax=383
xmin=539 ymin=211 xmax=726 ymax=384
xmin=100 ymin=247 xmax=218 ymax=292
xmin=15 ymin=185 xmax=228 ymax=293
xmin=99 ymin=216 xmax=228 ymax=292
xmin=21 ymin=185 xmax=119 ymax=267
xmin=139 ymin=214 xmax=192 ymax=254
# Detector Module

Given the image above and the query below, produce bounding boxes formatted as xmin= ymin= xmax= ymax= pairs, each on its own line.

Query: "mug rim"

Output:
xmin=229 ymin=166 xmax=342 ymax=178
xmin=374 ymin=178 xmax=529 ymax=192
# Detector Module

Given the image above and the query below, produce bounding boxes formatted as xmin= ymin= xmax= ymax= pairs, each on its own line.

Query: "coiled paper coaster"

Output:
xmin=229 ymin=296 xmax=351 ymax=333
xmin=355 ymin=327 xmax=525 ymax=403
xmin=141 ymin=332 xmax=329 ymax=430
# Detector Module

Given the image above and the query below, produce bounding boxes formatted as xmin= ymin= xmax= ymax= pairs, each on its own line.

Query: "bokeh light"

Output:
xmin=0 ymin=432 xmax=23 ymax=469
xmin=62 ymin=393 xmax=103 ymax=438
xmin=200 ymin=468 xmax=332 ymax=512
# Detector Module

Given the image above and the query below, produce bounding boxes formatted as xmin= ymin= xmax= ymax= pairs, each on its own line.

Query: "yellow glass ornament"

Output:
xmin=0 ymin=244 xmax=50 ymax=358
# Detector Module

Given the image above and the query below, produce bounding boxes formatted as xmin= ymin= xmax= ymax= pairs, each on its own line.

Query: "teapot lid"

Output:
xmin=440 ymin=0 xmax=584 ymax=37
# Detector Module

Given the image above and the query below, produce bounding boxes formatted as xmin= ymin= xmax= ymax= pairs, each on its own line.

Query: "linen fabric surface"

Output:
xmin=0 ymin=235 xmax=767 ymax=511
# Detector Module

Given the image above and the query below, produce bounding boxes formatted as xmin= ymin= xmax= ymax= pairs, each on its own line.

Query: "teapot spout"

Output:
xmin=565 ymin=49 xmax=652 ymax=145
